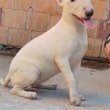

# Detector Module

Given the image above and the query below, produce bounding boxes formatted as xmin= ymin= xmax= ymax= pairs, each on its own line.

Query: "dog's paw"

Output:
xmin=11 ymin=89 xmax=38 ymax=100
xmin=27 ymin=92 xmax=38 ymax=100
xmin=70 ymin=95 xmax=81 ymax=106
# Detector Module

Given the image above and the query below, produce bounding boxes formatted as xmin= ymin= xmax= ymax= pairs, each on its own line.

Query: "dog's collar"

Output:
xmin=104 ymin=33 xmax=110 ymax=47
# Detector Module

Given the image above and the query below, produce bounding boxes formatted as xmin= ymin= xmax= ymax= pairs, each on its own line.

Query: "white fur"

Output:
xmin=0 ymin=0 xmax=94 ymax=106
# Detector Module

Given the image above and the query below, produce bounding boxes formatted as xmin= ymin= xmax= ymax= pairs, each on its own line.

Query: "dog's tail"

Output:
xmin=0 ymin=73 xmax=10 ymax=87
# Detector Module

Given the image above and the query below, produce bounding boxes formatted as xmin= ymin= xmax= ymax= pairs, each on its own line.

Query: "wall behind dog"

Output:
xmin=0 ymin=0 xmax=110 ymax=58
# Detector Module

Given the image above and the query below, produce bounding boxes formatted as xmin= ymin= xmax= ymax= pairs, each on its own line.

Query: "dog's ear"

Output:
xmin=56 ymin=0 xmax=63 ymax=6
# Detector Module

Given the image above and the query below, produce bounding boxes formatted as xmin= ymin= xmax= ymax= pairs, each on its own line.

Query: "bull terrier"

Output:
xmin=0 ymin=0 xmax=95 ymax=106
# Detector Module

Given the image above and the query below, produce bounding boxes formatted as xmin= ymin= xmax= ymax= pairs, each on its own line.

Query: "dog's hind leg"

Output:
xmin=11 ymin=86 xmax=37 ymax=99
xmin=10 ymin=67 xmax=40 ymax=99
xmin=24 ymin=86 xmax=38 ymax=92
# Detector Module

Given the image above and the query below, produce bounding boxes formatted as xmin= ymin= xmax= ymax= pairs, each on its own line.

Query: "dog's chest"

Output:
xmin=69 ymin=35 xmax=88 ymax=65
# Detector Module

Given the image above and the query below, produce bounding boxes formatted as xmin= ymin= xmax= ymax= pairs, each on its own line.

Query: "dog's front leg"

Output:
xmin=55 ymin=57 xmax=80 ymax=106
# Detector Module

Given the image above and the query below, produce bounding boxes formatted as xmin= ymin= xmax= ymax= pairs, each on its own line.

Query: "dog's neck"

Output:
xmin=59 ymin=8 xmax=86 ymax=33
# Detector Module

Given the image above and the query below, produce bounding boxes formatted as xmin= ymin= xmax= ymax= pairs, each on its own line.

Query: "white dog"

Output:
xmin=0 ymin=0 xmax=95 ymax=106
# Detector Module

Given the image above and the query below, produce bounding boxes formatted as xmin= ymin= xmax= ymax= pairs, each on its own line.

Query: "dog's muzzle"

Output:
xmin=73 ymin=15 xmax=96 ymax=29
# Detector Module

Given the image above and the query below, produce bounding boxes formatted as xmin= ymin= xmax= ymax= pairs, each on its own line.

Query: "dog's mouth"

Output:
xmin=73 ymin=15 xmax=96 ymax=29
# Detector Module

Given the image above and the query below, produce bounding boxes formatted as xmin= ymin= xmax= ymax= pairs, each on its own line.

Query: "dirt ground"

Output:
xmin=0 ymin=54 xmax=110 ymax=110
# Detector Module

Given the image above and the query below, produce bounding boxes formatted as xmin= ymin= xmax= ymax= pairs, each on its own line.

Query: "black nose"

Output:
xmin=85 ymin=9 xmax=94 ymax=17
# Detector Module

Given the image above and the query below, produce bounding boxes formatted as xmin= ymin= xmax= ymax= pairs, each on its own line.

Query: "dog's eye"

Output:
xmin=71 ymin=0 xmax=75 ymax=2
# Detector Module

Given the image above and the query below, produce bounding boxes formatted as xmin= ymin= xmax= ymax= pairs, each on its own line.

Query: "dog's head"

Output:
xmin=56 ymin=0 xmax=96 ymax=29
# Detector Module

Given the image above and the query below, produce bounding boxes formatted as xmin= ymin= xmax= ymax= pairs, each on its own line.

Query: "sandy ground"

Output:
xmin=0 ymin=54 xmax=110 ymax=110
